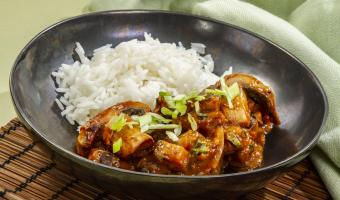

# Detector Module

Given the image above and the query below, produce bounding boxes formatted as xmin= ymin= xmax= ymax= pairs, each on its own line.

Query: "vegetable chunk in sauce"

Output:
xmin=75 ymin=73 xmax=280 ymax=175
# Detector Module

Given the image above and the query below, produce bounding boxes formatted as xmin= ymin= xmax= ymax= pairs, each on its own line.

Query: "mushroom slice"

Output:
xmin=223 ymin=73 xmax=280 ymax=125
xmin=76 ymin=101 xmax=151 ymax=156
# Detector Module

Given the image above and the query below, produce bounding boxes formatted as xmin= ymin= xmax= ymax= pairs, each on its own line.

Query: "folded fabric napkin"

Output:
xmin=85 ymin=0 xmax=340 ymax=198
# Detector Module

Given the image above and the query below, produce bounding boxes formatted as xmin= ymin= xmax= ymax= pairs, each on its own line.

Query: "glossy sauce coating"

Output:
xmin=75 ymin=74 xmax=280 ymax=175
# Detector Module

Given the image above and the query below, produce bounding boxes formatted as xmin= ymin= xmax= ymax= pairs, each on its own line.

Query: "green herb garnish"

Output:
xmin=137 ymin=114 xmax=152 ymax=127
xmin=148 ymin=112 xmax=172 ymax=123
xmin=112 ymin=138 xmax=123 ymax=153
xmin=108 ymin=113 xmax=126 ymax=132
xmin=227 ymin=132 xmax=242 ymax=148
xmin=205 ymin=77 xmax=240 ymax=109
xmin=165 ymin=131 xmax=179 ymax=142
xmin=159 ymin=91 xmax=172 ymax=97
xmin=192 ymin=139 xmax=209 ymax=155
xmin=161 ymin=107 xmax=173 ymax=116
xmin=187 ymin=113 xmax=198 ymax=131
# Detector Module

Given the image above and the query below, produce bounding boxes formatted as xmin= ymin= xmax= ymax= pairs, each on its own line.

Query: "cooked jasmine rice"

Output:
xmin=52 ymin=33 xmax=223 ymax=125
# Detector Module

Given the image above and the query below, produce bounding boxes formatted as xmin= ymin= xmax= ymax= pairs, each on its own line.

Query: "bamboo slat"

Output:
xmin=0 ymin=119 xmax=331 ymax=200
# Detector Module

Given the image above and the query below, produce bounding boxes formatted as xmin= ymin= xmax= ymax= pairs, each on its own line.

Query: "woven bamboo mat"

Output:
xmin=0 ymin=119 xmax=331 ymax=200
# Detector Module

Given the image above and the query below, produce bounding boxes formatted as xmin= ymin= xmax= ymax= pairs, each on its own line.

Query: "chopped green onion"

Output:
xmin=173 ymin=94 xmax=186 ymax=101
xmin=159 ymin=91 xmax=172 ymax=97
xmin=186 ymin=90 xmax=205 ymax=101
xmin=220 ymin=76 xmax=228 ymax=91
xmin=161 ymin=107 xmax=173 ymax=116
xmin=205 ymin=77 xmax=240 ymax=109
xmin=138 ymin=114 xmax=152 ymax=127
xmin=147 ymin=124 xmax=180 ymax=130
xmin=112 ymin=138 xmax=123 ymax=153
xmin=126 ymin=121 xmax=138 ymax=129
xmin=227 ymin=132 xmax=242 ymax=148
xmin=220 ymin=76 xmax=233 ymax=108
xmin=160 ymin=90 xmax=206 ymax=118
xmin=171 ymin=110 xmax=179 ymax=119
xmin=192 ymin=140 xmax=209 ymax=155
xmin=194 ymin=101 xmax=207 ymax=117
xmin=194 ymin=101 xmax=200 ymax=114
xmin=228 ymin=82 xmax=240 ymax=100
xmin=195 ymin=95 xmax=205 ymax=101
xmin=173 ymin=124 xmax=182 ymax=136
xmin=187 ymin=113 xmax=197 ymax=131
xmin=148 ymin=112 xmax=172 ymax=123
xmin=108 ymin=114 xmax=126 ymax=132
xmin=140 ymin=125 xmax=149 ymax=133
xmin=186 ymin=90 xmax=199 ymax=99
xmin=166 ymin=131 xmax=179 ymax=142
xmin=249 ymin=142 xmax=255 ymax=152
xmin=205 ymin=89 xmax=226 ymax=96
xmin=175 ymin=102 xmax=187 ymax=116
xmin=164 ymin=96 xmax=176 ymax=109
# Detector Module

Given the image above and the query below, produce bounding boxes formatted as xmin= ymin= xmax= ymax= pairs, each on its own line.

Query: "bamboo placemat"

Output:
xmin=0 ymin=119 xmax=331 ymax=200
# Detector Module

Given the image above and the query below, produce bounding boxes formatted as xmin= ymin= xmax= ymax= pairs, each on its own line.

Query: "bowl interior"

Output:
xmin=11 ymin=11 xmax=326 ymax=171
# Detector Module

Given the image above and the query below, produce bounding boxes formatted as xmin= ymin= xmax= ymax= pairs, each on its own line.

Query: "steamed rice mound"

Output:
xmin=52 ymin=33 xmax=219 ymax=125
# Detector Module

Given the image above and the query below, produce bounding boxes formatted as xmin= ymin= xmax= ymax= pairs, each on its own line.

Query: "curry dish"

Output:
xmin=75 ymin=73 xmax=280 ymax=175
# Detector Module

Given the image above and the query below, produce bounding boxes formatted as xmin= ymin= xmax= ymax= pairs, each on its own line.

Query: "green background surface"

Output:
xmin=0 ymin=0 xmax=89 ymax=124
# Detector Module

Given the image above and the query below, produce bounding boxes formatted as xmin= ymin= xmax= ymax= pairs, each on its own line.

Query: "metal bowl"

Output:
xmin=10 ymin=10 xmax=328 ymax=199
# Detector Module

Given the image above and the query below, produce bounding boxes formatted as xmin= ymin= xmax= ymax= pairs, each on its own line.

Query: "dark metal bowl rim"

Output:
xmin=9 ymin=10 xmax=329 ymax=179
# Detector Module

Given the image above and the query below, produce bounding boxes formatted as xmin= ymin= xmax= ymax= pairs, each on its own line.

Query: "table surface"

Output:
xmin=0 ymin=118 xmax=331 ymax=199
xmin=0 ymin=0 xmax=89 ymax=125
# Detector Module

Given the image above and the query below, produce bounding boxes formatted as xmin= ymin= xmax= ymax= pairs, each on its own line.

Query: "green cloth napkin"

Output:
xmin=85 ymin=0 xmax=340 ymax=198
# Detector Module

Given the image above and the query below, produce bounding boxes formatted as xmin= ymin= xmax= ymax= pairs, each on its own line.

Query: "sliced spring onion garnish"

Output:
xmin=205 ymin=77 xmax=240 ymax=109
xmin=228 ymin=82 xmax=240 ymax=100
xmin=192 ymin=140 xmax=209 ymax=155
xmin=194 ymin=101 xmax=207 ymax=117
xmin=164 ymin=96 xmax=176 ymax=109
xmin=173 ymin=124 xmax=182 ymax=136
xmin=159 ymin=90 xmax=205 ymax=118
xmin=108 ymin=113 xmax=126 ymax=132
xmin=173 ymin=94 xmax=186 ymax=101
xmin=159 ymin=91 xmax=172 ymax=97
xmin=194 ymin=95 xmax=205 ymax=101
xmin=112 ymin=138 xmax=123 ymax=153
xmin=165 ymin=131 xmax=179 ymax=142
xmin=140 ymin=125 xmax=149 ymax=133
xmin=147 ymin=124 xmax=180 ymax=130
xmin=194 ymin=101 xmax=200 ymax=114
xmin=171 ymin=110 xmax=179 ymax=119
xmin=126 ymin=121 xmax=138 ymax=129
xmin=227 ymin=132 xmax=242 ymax=148
xmin=175 ymin=102 xmax=187 ymax=116
xmin=186 ymin=91 xmax=205 ymax=101
xmin=220 ymin=76 xmax=228 ymax=91
xmin=148 ymin=112 xmax=172 ymax=123
xmin=205 ymin=89 xmax=226 ymax=96
xmin=220 ymin=76 xmax=233 ymax=108
xmin=138 ymin=114 xmax=152 ymax=127
xmin=161 ymin=107 xmax=173 ymax=116
xmin=187 ymin=113 xmax=197 ymax=131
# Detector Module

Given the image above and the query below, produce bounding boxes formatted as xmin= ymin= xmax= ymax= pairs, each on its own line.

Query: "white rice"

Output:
xmin=52 ymin=33 xmax=223 ymax=125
